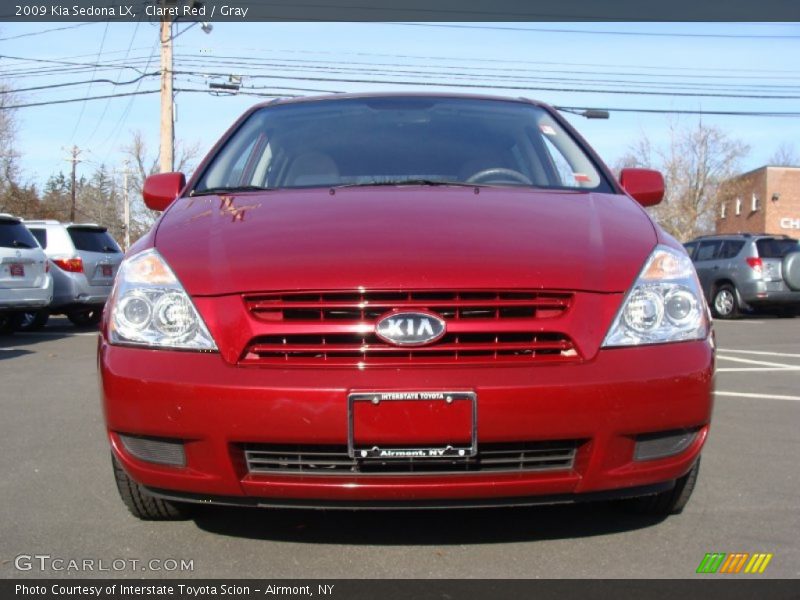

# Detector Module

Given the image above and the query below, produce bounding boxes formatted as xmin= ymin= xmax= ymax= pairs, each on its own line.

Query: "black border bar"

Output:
xmin=3 ymin=579 xmax=800 ymax=600
xmin=2 ymin=0 xmax=800 ymax=22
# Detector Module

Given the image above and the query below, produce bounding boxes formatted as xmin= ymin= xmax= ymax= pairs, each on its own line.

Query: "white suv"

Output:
xmin=0 ymin=214 xmax=53 ymax=334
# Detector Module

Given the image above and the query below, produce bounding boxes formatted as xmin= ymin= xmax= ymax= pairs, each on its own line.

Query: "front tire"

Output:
xmin=112 ymin=455 xmax=189 ymax=521
xmin=624 ymin=458 xmax=700 ymax=516
xmin=711 ymin=284 xmax=739 ymax=319
xmin=66 ymin=308 xmax=103 ymax=327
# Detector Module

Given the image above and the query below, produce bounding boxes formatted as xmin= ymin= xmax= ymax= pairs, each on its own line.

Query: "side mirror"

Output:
xmin=143 ymin=172 xmax=186 ymax=211
xmin=619 ymin=168 xmax=664 ymax=207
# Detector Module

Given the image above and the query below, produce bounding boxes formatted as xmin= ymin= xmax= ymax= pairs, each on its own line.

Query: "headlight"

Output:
xmin=108 ymin=248 xmax=217 ymax=351
xmin=602 ymin=245 xmax=709 ymax=347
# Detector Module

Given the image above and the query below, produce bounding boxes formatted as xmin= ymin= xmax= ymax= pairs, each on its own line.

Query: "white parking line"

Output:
xmin=715 ymin=355 xmax=799 ymax=368
xmin=718 ymin=349 xmax=800 ymax=359
xmin=715 ymin=391 xmax=800 ymax=402
xmin=717 ymin=367 xmax=800 ymax=372
xmin=15 ymin=332 xmax=98 ymax=337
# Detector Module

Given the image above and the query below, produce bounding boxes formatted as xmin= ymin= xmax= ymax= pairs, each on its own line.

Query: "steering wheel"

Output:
xmin=465 ymin=168 xmax=533 ymax=185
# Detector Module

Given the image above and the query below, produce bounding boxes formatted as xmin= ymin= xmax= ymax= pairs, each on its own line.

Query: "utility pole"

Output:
xmin=159 ymin=10 xmax=174 ymax=173
xmin=115 ymin=161 xmax=132 ymax=250
xmin=122 ymin=164 xmax=130 ymax=250
xmin=158 ymin=5 xmax=212 ymax=173
xmin=66 ymin=145 xmax=82 ymax=222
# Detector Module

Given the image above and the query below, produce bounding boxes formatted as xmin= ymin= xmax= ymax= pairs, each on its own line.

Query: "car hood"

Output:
xmin=154 ymin=186 xmax=657 ymax=296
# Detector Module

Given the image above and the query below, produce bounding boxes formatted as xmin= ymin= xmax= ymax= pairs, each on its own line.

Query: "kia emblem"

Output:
xmin=375 ymin=311 xmax=446 ymax=346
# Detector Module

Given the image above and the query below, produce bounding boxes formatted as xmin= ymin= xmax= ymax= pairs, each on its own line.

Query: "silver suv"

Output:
xmin=0 ymin=214 xmax=53 ymax=334
xmin=23 ymin=220 xmax=123 ymax=328
xmin=684 ymin=233 xmax=800 ymax=319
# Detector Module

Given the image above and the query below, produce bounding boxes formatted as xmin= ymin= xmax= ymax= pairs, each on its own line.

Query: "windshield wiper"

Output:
xmin=12 ymin=240 xmax=34 ymax=249
xmin=333 ymin=179 xmax=479 ymax=189
xmin=189 ymin=185 xmax=275 ymax=197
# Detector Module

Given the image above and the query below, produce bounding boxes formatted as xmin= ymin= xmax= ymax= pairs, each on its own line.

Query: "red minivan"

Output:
xmin=99 ymin=94 xmax=714 ymax=520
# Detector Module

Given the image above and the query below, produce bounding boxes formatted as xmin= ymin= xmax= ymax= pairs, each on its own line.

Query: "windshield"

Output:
xmin=194 ymin=97 xmax=610 ymax=193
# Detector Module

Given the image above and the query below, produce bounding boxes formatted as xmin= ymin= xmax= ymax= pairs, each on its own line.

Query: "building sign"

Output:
xmin=780 ymin=217 xmax=800 ymax=230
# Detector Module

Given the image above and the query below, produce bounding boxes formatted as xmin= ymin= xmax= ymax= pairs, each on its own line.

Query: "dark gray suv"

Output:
xmin=684 ymin=234 xmax=800 ymax=318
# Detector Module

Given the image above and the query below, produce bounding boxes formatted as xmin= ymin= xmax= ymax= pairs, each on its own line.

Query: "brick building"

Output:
xmin=716 ymin=166 xmax=800 ymax=235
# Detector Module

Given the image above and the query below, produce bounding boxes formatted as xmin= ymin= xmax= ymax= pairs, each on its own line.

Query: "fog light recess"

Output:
xmin=119 ymin=434 xmax=186 ymax=467
xmin=634 ymin=429 xmax=698 ymax=461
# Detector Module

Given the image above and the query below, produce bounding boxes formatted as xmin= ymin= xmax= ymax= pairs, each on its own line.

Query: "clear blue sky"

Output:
xmin=1 ymin=21 xmax=799 ymax=186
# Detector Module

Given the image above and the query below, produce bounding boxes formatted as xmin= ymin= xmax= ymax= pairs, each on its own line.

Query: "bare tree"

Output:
xmin=768 ymin=142 xmax=799 ymax=167
xmin=121 ymin=130 xmax=201 ymax=240
xmin=0 ymin=83 xmax=46 ymax=218
xmin=615 ymin=120 xmax=749 ymax=241
xmin=0 ymin=83 xmax=21 ymax=204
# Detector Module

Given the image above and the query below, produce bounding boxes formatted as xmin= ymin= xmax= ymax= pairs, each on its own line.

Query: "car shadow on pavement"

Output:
xmin=0 ymin=331 xmax=77 ymax=349
xmin=0 ymin=348 xmax=34 ymax=360
xmin=190 ymin=502 xmax=666 ymax=544
xmin=0 ymin=318 xmax=99 ymax=354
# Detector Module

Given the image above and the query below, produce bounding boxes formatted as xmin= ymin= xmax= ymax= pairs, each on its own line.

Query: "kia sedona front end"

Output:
xmin=99 ymin=94 xmax=713 ymax=520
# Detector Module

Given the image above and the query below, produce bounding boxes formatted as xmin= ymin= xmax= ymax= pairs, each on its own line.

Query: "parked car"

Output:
xmin=99 ymin=93 xmax=713 ymax=521
xmin=0 ymin=214 xmax=53 ymax=334
xmin=684 ymin=233 xmax=800 ymax=319
xmin=22 ymin=220 xmax=123 ymax=329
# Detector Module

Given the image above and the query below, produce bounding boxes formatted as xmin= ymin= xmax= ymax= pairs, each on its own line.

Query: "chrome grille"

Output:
xmin=246 ymin=290 xmax=572 ymax=322
xmin=240 ymin=290 xmax=578 ymax=367
xmin=243 ymin=332 xmax=577 ymax=366
xmin=243 ymin=441 xmax=580 ymax=475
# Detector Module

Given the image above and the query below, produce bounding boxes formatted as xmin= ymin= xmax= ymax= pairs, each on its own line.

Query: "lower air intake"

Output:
xmin=242 ymin=440 xmax=581 ymax=475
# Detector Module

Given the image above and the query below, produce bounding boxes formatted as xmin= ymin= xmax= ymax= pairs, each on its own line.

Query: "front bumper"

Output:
xmin=99 ymin=338 xmax=714 ymax=505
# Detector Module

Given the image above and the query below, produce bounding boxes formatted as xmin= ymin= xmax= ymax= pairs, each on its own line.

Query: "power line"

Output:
xmin=380 ymin=22 xmax=800 ymax=40
xmin=6 ymin=50 xmax=800 ymax=86
xmin=0 ymin=73 xmax=157 ymax=94
xmin=12 ymin=51 xmax=800 ymax=103
xmin=0 ymin=23 xmax=98 ymax=42
xmin=98 ymin=38 xmax=160 ymax=153
xmin=84 ymin=21 xmax=142 ymax=145
xmin=169 ymin=52 xmax=800 ymax=83
xmin=168 ymin=59 xmax=800 ymax=94
xmin=69 ymin=21 xmax=110 ymax=141
xmin=1 ymin=90 xmax=161 ymax=109
xmin=4 ymin=56 xmax=800 ymax=104
xmin=0 ymin=53 xmax=149 ymax=75
xmin=3 ymin=89 xmax=800 ymax=118
xmin=555 ymin=105 xmax=800 ymax=117
xmin=169 ymin=69 xmax=800 ymax=100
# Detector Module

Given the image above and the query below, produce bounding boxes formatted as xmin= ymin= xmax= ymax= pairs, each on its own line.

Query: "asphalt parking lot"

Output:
xmin=1 ymin=317 xmax=798 ymax=579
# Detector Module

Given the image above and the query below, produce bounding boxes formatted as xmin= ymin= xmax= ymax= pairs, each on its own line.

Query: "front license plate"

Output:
xmin=9 ymin=264 xmax=24 ymax=277
xmin=348 ymin=391 xmax=477 ymax=459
